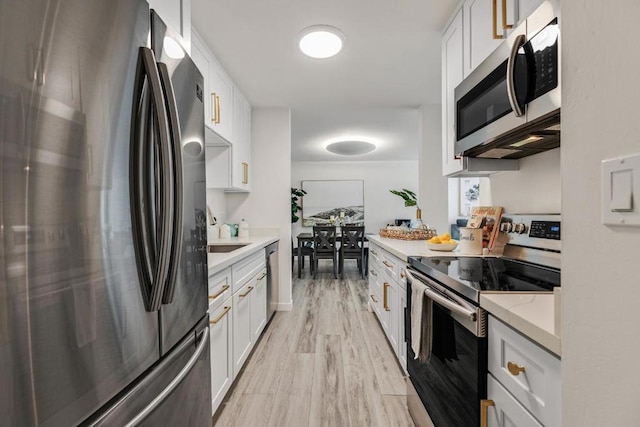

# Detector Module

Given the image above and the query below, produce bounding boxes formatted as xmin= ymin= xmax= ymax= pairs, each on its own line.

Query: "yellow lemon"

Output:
xmin=439 ymin=233 xmax=451 ymax=241
xmin=429 ymin=236 xmax=442 ymax=244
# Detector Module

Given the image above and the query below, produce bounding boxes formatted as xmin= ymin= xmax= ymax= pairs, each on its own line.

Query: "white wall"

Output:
xmin=226 ymin=108 xmax=293 ymax=310
xmin=489 ymin=148 xmax=561 ymax=214
xmin=291 ymin=161 xmax=419 ymax=237
xmin=419 ymin=104 xmax=449 ymax=235
xmin=562 ymin=2 xmax=640 ymax=425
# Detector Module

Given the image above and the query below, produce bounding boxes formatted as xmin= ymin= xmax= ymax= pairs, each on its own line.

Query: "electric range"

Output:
xmin=405 ymin=214 xmax=561 ymax=427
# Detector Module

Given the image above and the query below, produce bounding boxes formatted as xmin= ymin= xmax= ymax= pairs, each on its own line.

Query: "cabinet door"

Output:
xmin=191 ymin=34 xmax=211 ymax=131
xmin=209 ymin=301 xmax=233 ymax=415
xmin=251 ymin=269 xmax=268 ymax=342
xmin=485 ymin=375 xmax=543 ymax=427
xmin=463 ymin=0 xmax=504 ymax=77
xmin=209 ymin=60 xmax=234 ymax=142
xmin=398 ymin=288 xmax=407 ymax=372
xmin=386 ymin=280 xmax=399 ymax=354
xmin=441 ymin=9 xmax=464 ymax=176
xmin=496 ymin=0 xmax=544 ymax=34
xmin=232 ymin=281 xmax=253 ymax=377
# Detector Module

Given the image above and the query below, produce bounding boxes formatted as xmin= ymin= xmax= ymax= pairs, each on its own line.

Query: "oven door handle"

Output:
xmin=406 ymin=269 xmax=477 ymax=322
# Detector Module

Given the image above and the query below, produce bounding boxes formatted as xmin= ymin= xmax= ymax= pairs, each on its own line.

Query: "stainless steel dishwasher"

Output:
xmin=266 ymin=241 xmax=279 ymax=321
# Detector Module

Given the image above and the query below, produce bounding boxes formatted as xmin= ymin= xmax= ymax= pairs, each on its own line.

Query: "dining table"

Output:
xmin=295 ymin=231 xmax=372 ymax=278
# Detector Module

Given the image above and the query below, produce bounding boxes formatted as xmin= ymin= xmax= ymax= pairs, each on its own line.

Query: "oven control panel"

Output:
xmin=500 ymin=214 xmax=561 ymax=251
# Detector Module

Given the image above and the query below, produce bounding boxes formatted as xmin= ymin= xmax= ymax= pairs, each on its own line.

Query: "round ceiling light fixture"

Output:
xmin=298 ymin=25 xmax=344 ymax=59
xmin=325 ymin=140 xmax=377 ymax=156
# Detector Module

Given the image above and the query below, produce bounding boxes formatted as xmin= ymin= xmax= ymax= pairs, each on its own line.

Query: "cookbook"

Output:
xmin=467 ymin=206 xmax=503 ymax=249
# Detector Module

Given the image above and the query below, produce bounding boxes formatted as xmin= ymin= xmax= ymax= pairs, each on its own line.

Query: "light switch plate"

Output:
xmin=602 ymin=153 xmax=640 ymax=226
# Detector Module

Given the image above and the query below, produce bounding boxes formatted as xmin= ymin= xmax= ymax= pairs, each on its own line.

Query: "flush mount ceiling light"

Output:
xmin=298 ymin=25 xmax=344 ymax=59
xmin=326 ymin=140 xmax=376 ymax=156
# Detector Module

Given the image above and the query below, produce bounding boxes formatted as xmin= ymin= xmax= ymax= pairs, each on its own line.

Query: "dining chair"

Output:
xmin=292 ymin=237 xmax=314 ymax=277
xmin=312 ymin=226 xmax=338 ymax=279
xmin=339 ymin=225 xmax=366 ymax=279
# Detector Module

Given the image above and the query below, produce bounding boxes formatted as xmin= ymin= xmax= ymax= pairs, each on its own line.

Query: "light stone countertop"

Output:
xmin=207 ymin=235 xmax=278 ymax=276
xmin=367 ymin=234 xmax=561 ymax=356
xmin=480 ymin=293 xmax=560 ymax=356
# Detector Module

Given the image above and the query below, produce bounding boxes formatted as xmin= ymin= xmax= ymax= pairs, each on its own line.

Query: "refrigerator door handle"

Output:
xmin=130 ymin=47 xmax=173 ymax=312
xmin=157 ymin=62 xmax=183 ymax=305
xmin=124 ymin=326 xmax=209 ymax=427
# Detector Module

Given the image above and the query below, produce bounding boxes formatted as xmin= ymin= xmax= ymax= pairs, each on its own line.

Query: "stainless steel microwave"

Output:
xmin=454 ymin=0 xmax=560 ymax=159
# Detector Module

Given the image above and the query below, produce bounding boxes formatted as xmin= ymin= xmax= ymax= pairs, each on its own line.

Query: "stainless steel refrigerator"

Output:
xmin=0 ymin=1 xmax=211 ymax=425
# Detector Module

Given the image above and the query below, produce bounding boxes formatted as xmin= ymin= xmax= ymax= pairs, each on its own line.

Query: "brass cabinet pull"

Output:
xmin=492 ymin=0 xmax=504 ymax=39
xmin=210 ymin=306 xmax=231 ymax=324
xmin=242 ymin=162 xmax=248 ymax=184
xmin=400 ymin=271 xmax=406 ymax=279
xmin=257 ymin=272 xmax=266 ymax=281
xmin=383 ymin=283 xmax=390 ymax=311
xmin=382 ymin=260 xmax=394 ymax=269
xmin=507 ymin=361 xmax=525 ymax=376
xmin=211 ymin=92 xmax=218 ymax=123
xmin=370 ymin=250 xmax=378 ymax=256
xmin=369 ymin=270 xmax=377 ymax=276
xmin=239 ymin=286 xmax=254 ymax=298
xmin=502 ymin=0 xmax=513 ymax=29
xmin=215 ymin=94 xmax=221 ymax=124
xmin=480 ymin=400 xmax=495 ymax=427
xmin=209 ymin=284 xmax=230 ymax=300
xmin=370 ymin=294 xmax=378 ymax=303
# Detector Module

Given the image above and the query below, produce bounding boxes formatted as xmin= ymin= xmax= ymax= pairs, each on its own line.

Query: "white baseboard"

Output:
xmin=276 ymin=301 xmax=293 ymax=311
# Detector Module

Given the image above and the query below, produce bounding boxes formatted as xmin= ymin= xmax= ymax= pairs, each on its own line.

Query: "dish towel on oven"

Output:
xmin=411 ymin=279 xmax=433 ymax=362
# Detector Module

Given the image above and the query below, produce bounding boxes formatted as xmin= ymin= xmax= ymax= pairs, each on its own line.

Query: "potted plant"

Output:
xmin=291 ymin=187 xmax=307 ymax=223
xmin=389 ymin=188 xmax=423 ymax=224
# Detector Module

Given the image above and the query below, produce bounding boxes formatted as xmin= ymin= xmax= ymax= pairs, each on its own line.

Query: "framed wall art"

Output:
xmin=301 ymin=180 xmax=364 ymax=226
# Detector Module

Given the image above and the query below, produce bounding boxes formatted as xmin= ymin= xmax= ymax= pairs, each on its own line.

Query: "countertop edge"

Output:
xmin=480 ymin=293 xmax=561 ymax=357
xmin=207 ymin=236 xmax=279 ymax=275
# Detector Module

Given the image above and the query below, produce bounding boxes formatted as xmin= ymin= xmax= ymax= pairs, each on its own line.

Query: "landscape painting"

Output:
xmin=302 ymin=180 xmax=364 ymax=226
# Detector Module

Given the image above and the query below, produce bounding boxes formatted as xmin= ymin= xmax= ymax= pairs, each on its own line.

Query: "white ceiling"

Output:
xmin=191 ymin=0 xmax=459 ymax=162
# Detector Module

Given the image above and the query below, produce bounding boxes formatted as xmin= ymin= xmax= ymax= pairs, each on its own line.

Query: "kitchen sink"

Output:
xmin=207 ymin=244 xmax=249 ymax=253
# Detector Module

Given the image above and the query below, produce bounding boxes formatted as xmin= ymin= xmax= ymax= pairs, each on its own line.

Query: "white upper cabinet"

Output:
xmin=463 ymin=0 xmax=504 ymax=77
xmin=148 ymin=0 xmax=191 ymax=52
xmin=209 ymin=60 xmax=235 ymax=143
xmin=192 ymin=28 xmax=252 ymax=192
xmin=441 ymin=8 xmax=464 ymax=176
xmin=498 ymin=0 xmax=546 ymax=30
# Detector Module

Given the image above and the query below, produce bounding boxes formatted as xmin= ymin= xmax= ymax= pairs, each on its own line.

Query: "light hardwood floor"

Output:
xmin=213 ymin=259 xmax=415 ymax=427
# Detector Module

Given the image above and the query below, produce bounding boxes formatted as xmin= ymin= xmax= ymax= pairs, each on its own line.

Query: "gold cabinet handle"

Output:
xmin=210 ymin=306 xmax=231 ymax=324
xmin=400 ymin=271 xmax=406 ymax=279
xmin=502 ymin=0 xmax=513 ymax=29
xmin=242 ymin=162 xmax=248 ymax=184
xmin=211 ymin=92 xmax=218 ymax=123
xmin=481 ymin=400 xmax=495 ymax=427
xmin=382 ymin=260 xmax=394 ymax=269
xmin=370 ymin=250 xmax=378 ymax=256
xmin=215 ymin=94 xmax=221 ymax=124
xmin=257 ymin=272 xmax=266 ymax=281
xmin=209 ymin=284 xmax=230 ymax=300
xmin=507 ymin=361 xmax=525 ymax=376
xmin=369 ymin=270 xmax=377 ymax=276
xmin=492 ymin=0 xmax=504 ymax=39
xmin=383 ymin=283 xmax=390 ymax=311
xmin=370 ymin=294 xmax=378 ymax=303
xmin=239 ymin=286 xmax=254 ymax=298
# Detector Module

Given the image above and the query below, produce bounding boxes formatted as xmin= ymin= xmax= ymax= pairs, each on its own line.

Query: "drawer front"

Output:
xmin=232 ymin=249 xmax=265 ymax=293
xmin=368 ymin=244 xmax=383 ymax=270
xmin=208 ymin=267 xmax=232 ymax=311
xmin=398 ymin=262 xmax=408 ymax=292
xmin=488 ymin=316 xmax=561 ymax=426
xmin=486 ymin=375 xmax=543 ymax=427
xmin=380 ymin=251 xmax=399 ymax=282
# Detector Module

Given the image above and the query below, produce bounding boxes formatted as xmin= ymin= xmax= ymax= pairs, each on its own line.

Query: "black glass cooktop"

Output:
xmin=409 ymin=256 xmax=560 ymax=304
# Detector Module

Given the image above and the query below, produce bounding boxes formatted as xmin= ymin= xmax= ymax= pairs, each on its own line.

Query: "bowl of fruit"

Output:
xmin=427 ymin=233 xmax=458 ymax=252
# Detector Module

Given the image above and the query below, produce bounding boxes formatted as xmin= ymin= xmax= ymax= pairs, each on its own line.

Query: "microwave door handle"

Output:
xmin=506 ymin=34 xmax=527 ymax=117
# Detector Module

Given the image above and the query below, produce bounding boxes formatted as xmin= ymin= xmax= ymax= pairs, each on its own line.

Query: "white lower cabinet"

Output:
xmin=250 ymin=268 xmax=268 ymax=342
xmin=486 ymin=315 xmax=561 ymax=426
xmin=208 ymin=299 xmax=233 ymax=415
xmin=367 ymin=242 xmax=407 ymax=372
xmin=232 ymin=280 xmax=253 ymax=378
